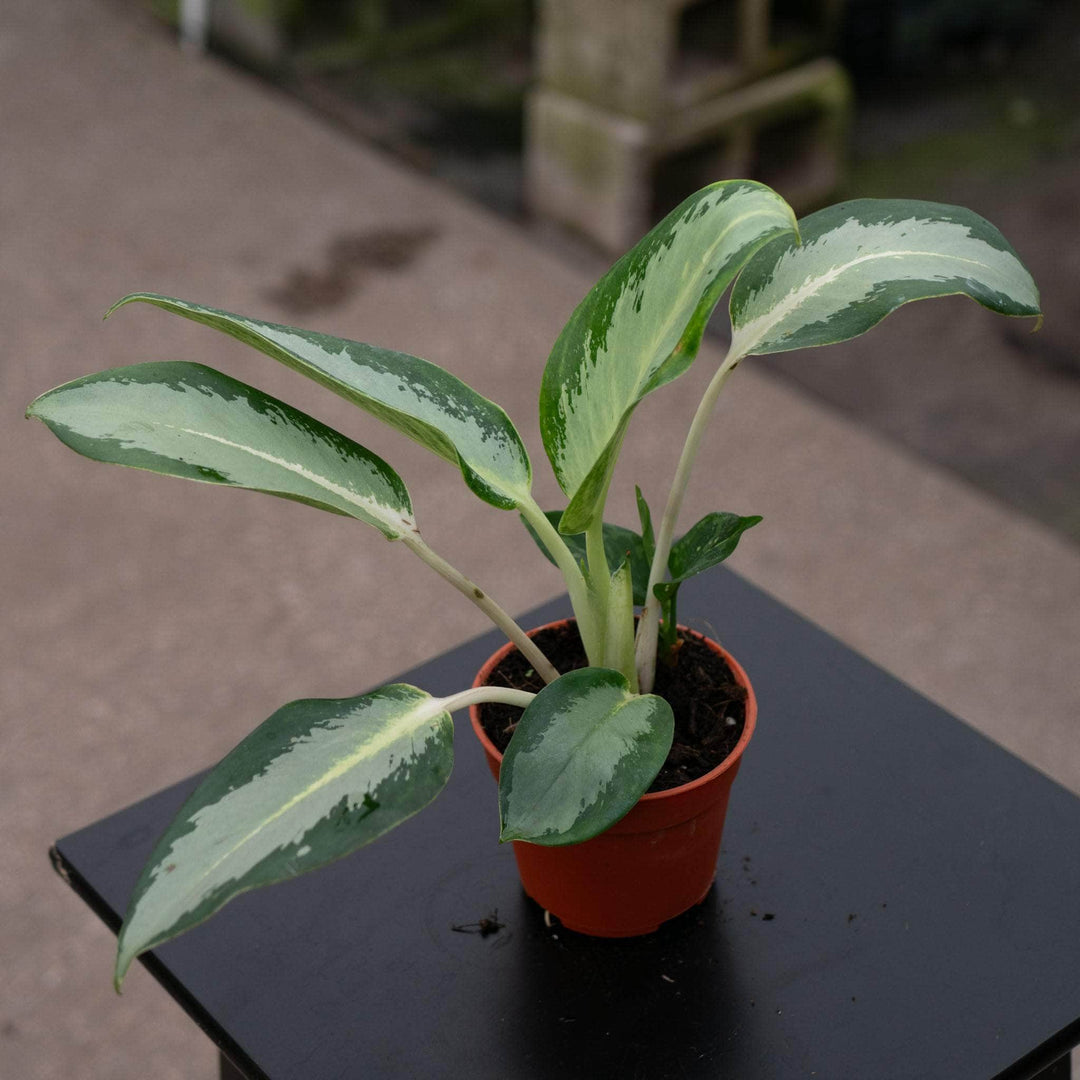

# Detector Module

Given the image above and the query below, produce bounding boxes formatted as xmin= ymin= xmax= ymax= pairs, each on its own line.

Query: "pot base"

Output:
xmin=532 ymin=881 xmax=715 ymax=938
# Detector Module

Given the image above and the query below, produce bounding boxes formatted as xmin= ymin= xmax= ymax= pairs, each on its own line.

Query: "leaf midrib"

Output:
xmin=732 ymin=245 xmax=1000 ymax=354
xmin=558 ymin=203 xmax=787 ymax=484
xmin=153 ymin=694 xmax=449 ymax=906
xmin=178 ymin=426 xmax=414 ymax=533
xmin=511 ymin=691 xmax=638 ymax=831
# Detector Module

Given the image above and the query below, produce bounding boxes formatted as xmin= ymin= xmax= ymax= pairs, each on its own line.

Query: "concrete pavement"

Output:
xmin=3 ymin=2 xmax=1078 ymax=1077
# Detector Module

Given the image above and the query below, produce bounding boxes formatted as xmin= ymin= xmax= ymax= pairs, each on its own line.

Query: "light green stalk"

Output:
xmin=401 ymin=533 xmax=561 ymax=684
xmin=584 ymin=510 xmax=613 ymax=662
xmin=634 ymin=349 xmax=742 ymax=693
xmin=518 ymin=496 xmax=604 ymax=665
xmin=603 ymin=559 xmax=637 ymax=689
xmin=435 ymin=686 xmax=536 ymax=714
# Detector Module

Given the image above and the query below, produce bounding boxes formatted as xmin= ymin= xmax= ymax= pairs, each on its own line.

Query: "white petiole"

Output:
xmin=634 ymin=348 xmax=743 ymax=693
xmin=401 ymin=532 xmax=561 ymax=685
xmin=435 ymin=685 xmax=536 ymax=715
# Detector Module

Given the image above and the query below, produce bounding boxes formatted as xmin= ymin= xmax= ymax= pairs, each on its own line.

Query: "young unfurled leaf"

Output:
xmin=27 ymin=362 xmax=416 ymax=538
xmin=520 ymin=510 xmax=651 ymax=605
xmin=667 ymin=512 xmax=762 ymax=585
xmin=636 ymin=486 xmax=656 ymax=565
xmin=106 ymin=294 xmax=533 ymax=509
xmin=604 ymin=557 xmax=637 ymax=686
xmin=729 ymin=199 xmax=1041 ymax=358
xmin=499 ymin=668 xmax=673 ymax=846
xmin=541 ymin=181 xmax=798 ymax=533
xmin=654 ymin=513 xmax=762 ymax=650
xmin=114 ymin=685 xmax=454 ymax=989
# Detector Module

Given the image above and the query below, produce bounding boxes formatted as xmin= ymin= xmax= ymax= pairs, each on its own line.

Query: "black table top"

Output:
xmin=53 ymin=569 xmax=1080 ymax=1080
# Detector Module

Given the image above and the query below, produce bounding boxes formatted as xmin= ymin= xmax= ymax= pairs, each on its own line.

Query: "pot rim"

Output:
xmin=468 ymin=617 xmax=758 ymax=803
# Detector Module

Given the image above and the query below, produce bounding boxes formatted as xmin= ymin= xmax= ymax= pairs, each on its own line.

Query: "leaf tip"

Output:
xmin=103 ymin=295 xmax=131 ymax=321
xmin=25 ymin=392 xmax=53 ymax=423
xmin=103 ymin=292 xmax=155 ymax=321
xmin=113 ymin=952 xmax=131 ymax=994
xmin=498 ymin=813 xmax=532 ymax=845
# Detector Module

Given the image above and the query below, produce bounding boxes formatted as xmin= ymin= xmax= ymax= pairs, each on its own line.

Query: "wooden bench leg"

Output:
xmin=219 ymin=1051 xmax=247 ymax=1080
xmin=1034 ymin=1053 xmax=1072 ymax=1080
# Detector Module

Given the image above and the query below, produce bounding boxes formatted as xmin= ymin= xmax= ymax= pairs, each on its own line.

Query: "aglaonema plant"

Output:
xmin=26 ymin=181 xmax=1040 ymax=988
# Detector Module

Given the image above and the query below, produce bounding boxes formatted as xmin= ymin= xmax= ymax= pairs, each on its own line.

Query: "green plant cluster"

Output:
xmin=27 ymin=180 xmax=1040 ymax=987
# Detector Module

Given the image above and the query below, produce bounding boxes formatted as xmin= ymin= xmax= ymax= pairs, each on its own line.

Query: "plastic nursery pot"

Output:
xmin=469 ymin=619 xmax=757 ymax=938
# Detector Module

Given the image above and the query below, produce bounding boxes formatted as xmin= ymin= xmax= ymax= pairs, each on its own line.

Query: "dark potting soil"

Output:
xmin=476 ymin=622 xmax=747 ymax=793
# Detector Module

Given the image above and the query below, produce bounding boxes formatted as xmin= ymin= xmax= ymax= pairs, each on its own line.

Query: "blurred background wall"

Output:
xmin=157 ymin=0 xmax=1080 ymax=542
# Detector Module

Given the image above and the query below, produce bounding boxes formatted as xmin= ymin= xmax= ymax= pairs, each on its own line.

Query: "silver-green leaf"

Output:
xmin=499 ymin=668 xmax=674 ymax=846
xmin=107 ymin=293 xmax=533 ymax=509
xmin=729 ymin=199 xmax=1042 ymax=357
xmin=540 ymin=181 xmax=798 ymax=533
xmin=114 ymin=684 xmax=454 ymax=989
xmin=27 ymin=362 xmax=415 ymax=538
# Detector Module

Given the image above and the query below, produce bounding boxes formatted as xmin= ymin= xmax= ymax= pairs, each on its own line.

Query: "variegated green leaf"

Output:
xmin=653 ymin=512 xmax=761 ymax=651
xmin=635 ymin=486 xmax=655 ymax=566
xmin=115 ymin=684 xmax=454 ymax=989
xmin=729 ymin=199 xmax=1042 ymax=357
xmin=499 ymin=668 xmax=673 ymax=846
xmin=666 ymin=512 xmax=762 ymax=587
xmin=106 ymin=294 xmax=532 ymax=509
xmin=521 ymin=510 xmax=651 ymax=605
xmin=27 ymin=362 xmax=415 ymax=538
xmin=540 ymin=181 xmax=797 ymax=533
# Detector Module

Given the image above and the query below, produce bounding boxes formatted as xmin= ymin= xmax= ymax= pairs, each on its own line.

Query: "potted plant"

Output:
xmin=27 ymin=180 xmax=1040 ymax=989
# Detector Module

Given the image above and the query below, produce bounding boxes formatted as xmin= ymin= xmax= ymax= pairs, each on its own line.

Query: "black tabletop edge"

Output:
xmin=49 ymin=844 xmax=269 ymax=1080
xmin=995 ymin=1025 xmax=1080 ymax=1080
xmin=47 ymin=575 xmax=1080 ymax=1080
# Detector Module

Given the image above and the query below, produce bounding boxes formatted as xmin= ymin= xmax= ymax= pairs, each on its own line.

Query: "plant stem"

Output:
xmin=401 ymin=532 xmax=561 ymax=685
xmin=634 ymin=350 xmax=742 ymax=693
xmin=517 ymin=497 xmax=602 ymax=663
xmin=604 ymin=559 xmax=638 ymax=689
xmin=435 ymin=685 xmax=536 ymax=715
xmin=584 ymin=511 xmax=612 ymax=661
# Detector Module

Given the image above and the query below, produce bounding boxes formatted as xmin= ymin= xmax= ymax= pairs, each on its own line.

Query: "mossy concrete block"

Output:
xmin=526 ymin=2 xmax=852 ymax=246
xmin=660 ymin=57 xmax=853 ymax=209
xmin=534 ymin=0 xmax=676 ymax=121
xmin=210 ymin=0 xmax=290 ymax=70
xmin=525 ymin=88 xmax=652 ymax=253
xmin=527 ymin=58 xmax=851 ymax=248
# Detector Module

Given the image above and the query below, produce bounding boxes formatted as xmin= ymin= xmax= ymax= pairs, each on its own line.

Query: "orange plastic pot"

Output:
xmin=469 ymin=619 xmax=757 ymax=937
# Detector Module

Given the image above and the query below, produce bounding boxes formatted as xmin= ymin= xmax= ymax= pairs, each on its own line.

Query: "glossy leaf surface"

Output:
xmin=107 ymin=293 xmax=532 ymax=509
xmin=665 ymin=512 xmax=762 ymax=589
xmin=540 ymin=181 xmax=797 ymax=532
xmin=522 ymin=510 xmax=651 ymax=605
xmin=499 ymin=668 xmax=673 ymax=846
xmin=115 ymin=684 xmax=454 ymax=988
xmin=654 ymin=513 xmax=761 ymax=650
xmin=27 ymin=362 xmax=415 ymax=538
xmin=729 ymin=199 xmax=1042 ymax=357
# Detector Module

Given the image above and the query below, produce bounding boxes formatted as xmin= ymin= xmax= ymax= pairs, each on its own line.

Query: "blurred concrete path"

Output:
xmin=3 ymin=2 xmax=1078 ymax=1078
